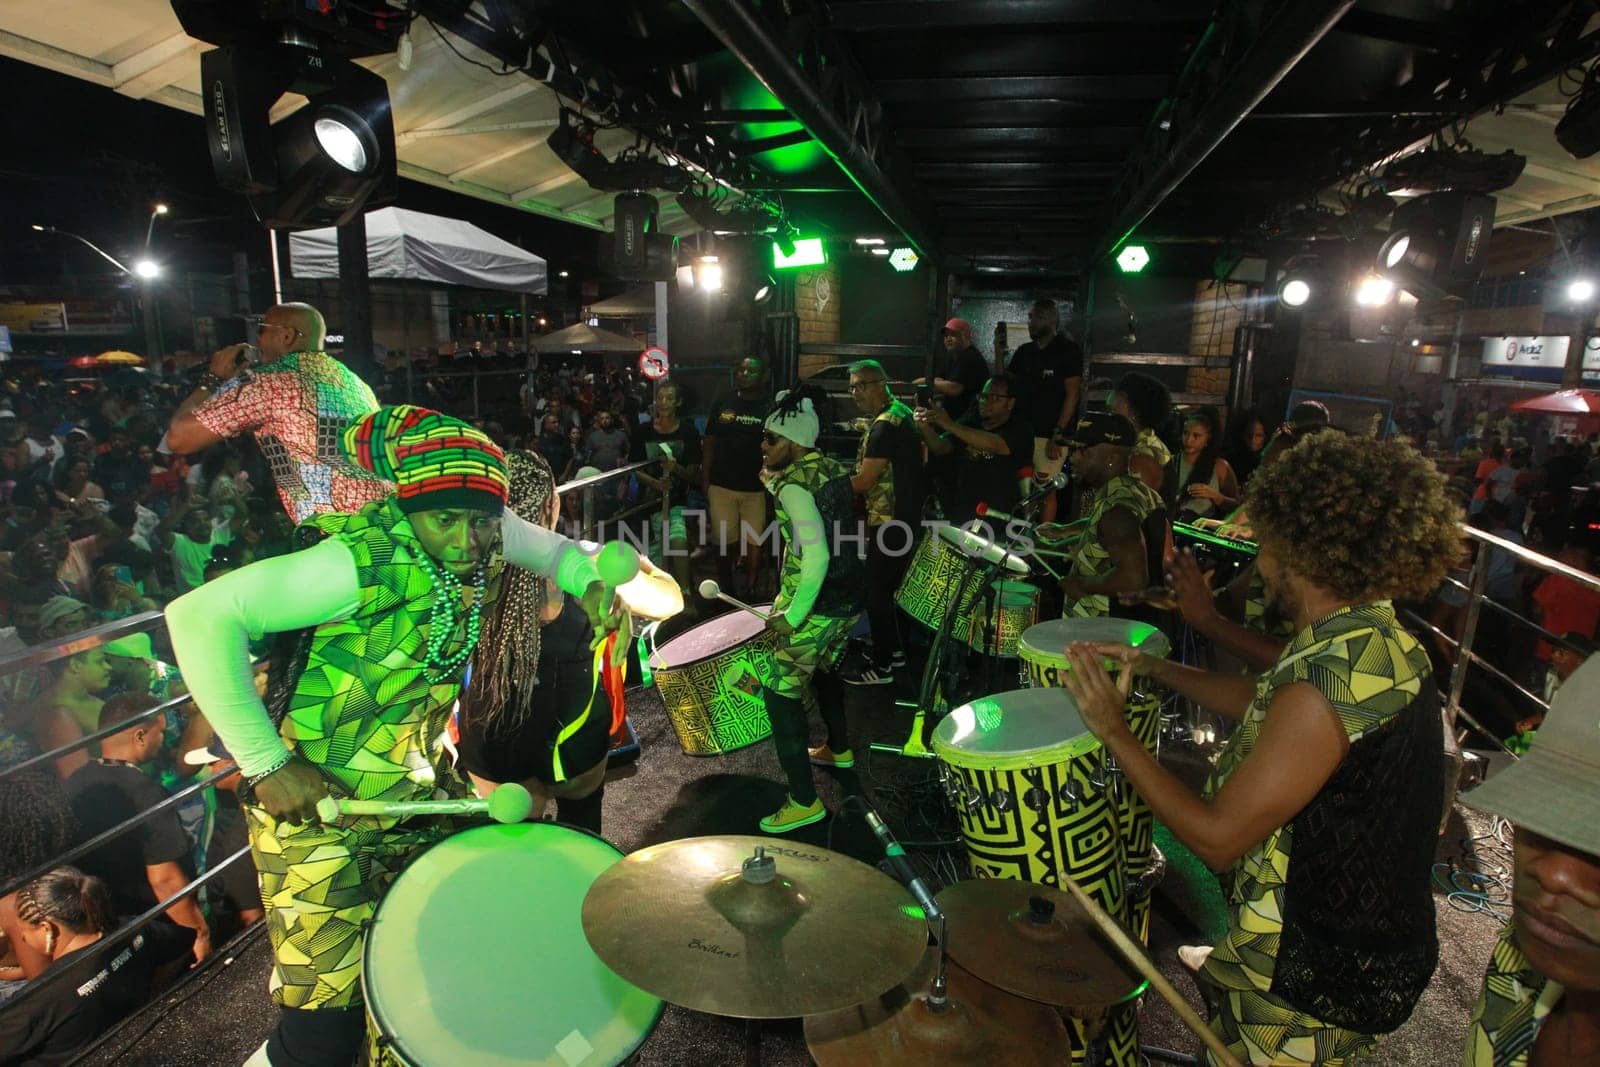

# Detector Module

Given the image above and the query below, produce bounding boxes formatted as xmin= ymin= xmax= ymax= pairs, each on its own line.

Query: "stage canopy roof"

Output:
xmin=288 ymin=207 xmax=547 ymax=294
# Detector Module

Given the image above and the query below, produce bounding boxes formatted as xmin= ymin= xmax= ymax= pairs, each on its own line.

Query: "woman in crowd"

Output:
xmin=1062 ymin=433 xmax=1461 ymax=1065
xmin=633 ymin=380 xmax=702 ymax=594
xmin=1166 ymin=406 xmax=1241 ymax=524
xmin=456 ymin=451 xmax=680 ymax=834
xmin=0 ymin=867 xmax=194 ymax=1064
xmin=51 ymin=459 xmax=105 ymax=512
xmin=1222 ymin=407 xmax=1268 ymax=487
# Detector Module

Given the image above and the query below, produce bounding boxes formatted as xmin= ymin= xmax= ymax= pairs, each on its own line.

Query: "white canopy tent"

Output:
xmin=289 ymin=207 xmax=547 ymax=294
xmin=534 ymin=322 xmax=642 ymax=354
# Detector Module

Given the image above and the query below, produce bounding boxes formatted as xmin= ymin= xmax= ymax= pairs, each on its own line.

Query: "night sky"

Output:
xmin=0 ymin=54 xmax=604 ymax=288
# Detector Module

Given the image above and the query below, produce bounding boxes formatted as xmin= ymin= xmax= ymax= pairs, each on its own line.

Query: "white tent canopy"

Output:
xmin=587 ymin=287 xmax=656 ymax=317
xmin=289 ymin=207 xmax=547 ymax=294
xmin=534 ymin=322 xmax=642 ymax=354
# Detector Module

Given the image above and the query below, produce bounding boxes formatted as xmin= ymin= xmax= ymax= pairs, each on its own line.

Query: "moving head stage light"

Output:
xmin=175 ymin=0 xmax=402 ymax=229
xmin=1376 ymin=191 xmax=1495 ymax=300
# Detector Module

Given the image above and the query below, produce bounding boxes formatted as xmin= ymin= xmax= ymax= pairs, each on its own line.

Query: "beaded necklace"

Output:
xmin=417 ymin=552 xmax=489 ymax=682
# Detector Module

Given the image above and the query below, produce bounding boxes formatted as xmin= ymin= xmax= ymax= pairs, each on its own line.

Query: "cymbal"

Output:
xmin=805 ymin=947 xmax=1068 ymax=1066
xmin=582 ymin=835 xmax=929 ymax=1018
xmin=937 ymin=879 xmax=1143 ymax=1009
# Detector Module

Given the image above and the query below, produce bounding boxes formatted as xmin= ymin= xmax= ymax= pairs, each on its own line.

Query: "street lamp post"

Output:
xmin=32 ymin=219 xmax=165 ymax=361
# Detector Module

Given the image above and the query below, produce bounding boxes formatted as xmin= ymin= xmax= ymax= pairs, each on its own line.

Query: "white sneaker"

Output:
xmin=1177 ymin=944 xmax=1213 ymax=973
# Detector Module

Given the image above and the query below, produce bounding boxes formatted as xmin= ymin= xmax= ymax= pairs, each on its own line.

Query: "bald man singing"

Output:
xmin=167 ymin=302 xmax=390 ymax=522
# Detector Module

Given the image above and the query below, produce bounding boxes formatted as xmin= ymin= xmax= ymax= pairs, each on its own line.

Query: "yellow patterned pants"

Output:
xmin=245 ymin=807 xmax=448 ymax=1010
xmin=768 ymin=613 xmax=856 ymax=698
xmin=1202 ymin=984 xmax=1380 ymax=1066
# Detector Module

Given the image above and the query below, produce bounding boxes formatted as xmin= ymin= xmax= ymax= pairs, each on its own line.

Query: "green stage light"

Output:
xmin=773 ymin=237 xmax=826 ymax=269
xmin=889 ymin=247 xmax=919 ymax=272
xmin=1116 ymin=245 xmax=1150 ymax=273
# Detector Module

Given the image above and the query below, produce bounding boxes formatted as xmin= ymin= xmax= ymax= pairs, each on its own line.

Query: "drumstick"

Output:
xmin=316 ymin=783 xmax=533 ymax=825
xmin=696 ymin=579 xmax=771 ymax=621
xmin=1055 ymin=876 xmax=1245 ymax=1067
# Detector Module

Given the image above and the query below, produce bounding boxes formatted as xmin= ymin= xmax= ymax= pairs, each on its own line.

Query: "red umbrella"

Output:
xmin=67 ymin=355 xmax=99 ymax=369
xmin=1509 ymin=389 xmax=1600 ymax=415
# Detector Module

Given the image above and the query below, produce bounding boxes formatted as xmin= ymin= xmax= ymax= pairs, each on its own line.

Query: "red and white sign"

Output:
xmin=639 ymin=346 xmax=670 ymax=380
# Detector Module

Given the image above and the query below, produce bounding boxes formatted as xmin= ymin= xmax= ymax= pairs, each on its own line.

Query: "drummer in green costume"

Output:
xmin=166 ymin=405 xmax=615 ymax=1067
xmin=1058 ymin=411 xmax=1164 ymax=618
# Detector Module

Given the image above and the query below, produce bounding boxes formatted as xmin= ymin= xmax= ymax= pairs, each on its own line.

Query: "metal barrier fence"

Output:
xmin=0 ymin=460 xmax=668 ymax=1037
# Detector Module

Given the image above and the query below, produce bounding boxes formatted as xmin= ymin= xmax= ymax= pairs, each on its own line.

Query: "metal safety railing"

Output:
xmin=0 ymin=459 xmax=671 ymax=1036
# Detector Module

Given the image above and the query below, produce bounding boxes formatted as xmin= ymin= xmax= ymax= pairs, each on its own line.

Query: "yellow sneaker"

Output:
xmin=759 ymin=795 xmax=826 ymax=834
xmin=808 ymin=744 xmax=855 ymax=769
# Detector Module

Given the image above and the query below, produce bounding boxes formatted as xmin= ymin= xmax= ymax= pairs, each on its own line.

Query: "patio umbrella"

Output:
xmin=532 ymin=322 xmax=644 ymax=354
xmin=94 ymin=350 xmax=144 ymax=365
xmin=67 ymin=355 xmax=98 ymax=369
xmin=1509 ymin=389 xmax=1600 ymax=415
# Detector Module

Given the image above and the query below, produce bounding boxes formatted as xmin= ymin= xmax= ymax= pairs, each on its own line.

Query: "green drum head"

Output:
xmin=932 ymin=688 xmax=1101 ymax=769
xmin=363 ymin=823 xmax=662 ymax=1066
xmin=1018 ymin=618 xmax=1171 ymax=667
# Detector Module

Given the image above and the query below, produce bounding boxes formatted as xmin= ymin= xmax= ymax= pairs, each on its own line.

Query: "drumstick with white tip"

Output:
xmin=316 ymin=783 xmax=534 ymax=825
xmin=696 ymin=579 xmax=770 ymax=621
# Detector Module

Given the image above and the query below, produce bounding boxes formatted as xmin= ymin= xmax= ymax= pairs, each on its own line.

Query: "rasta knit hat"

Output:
xmin=763 ymin=389 xmax=820 ymax=449
xmin=343 ymin=405 xmax=508 ymax=515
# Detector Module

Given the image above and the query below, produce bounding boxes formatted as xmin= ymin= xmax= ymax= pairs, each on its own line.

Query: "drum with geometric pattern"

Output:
xmin=933 ymin=689 xmax=1138 ymax=1067
xmin=895 ymin=527 xmax=1037 ymax=655
xmin=649 ymin=605 xmax=815 ymax=756
xmin=1119 ymin=691 xmax=1164 ymax=946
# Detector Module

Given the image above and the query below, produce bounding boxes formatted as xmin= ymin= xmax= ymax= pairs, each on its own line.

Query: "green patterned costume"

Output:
xmin=248 ymin=499 xmax=492 ymax=1009
xmin=1065 ymin=473 xmax=1162 ymax=617
xmin=1462 ymin=925 xmax=1565 ymax=1067
xmin=1198 ymin=601 xmax=1429 ymax=1065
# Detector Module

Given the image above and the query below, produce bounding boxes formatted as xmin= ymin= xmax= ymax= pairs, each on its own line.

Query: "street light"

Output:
xmin=1568 ymin=278 xmax=1597 ymax=304
xmin=133 ymin=259 xmax=162 ymax=280
xmin=31 ymin=224 xmax=134 ymax=275
xmin=145 ymin=203 xmax=169 ymax=251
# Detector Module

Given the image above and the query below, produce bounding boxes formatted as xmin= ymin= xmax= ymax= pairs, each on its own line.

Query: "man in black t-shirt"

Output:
xmin=702 ymin=356 xmax=773 ymax=596
xmin=917 ymin=318 xmax=989 ymax=422
xmin=916 ymin=373 xmax=1033 ymax=525
xmin=64 ymin=695 xmax=210 ymax=964
xmin=841 ymin=361 xmax=924 ymax=686
xmin=1004 ymin=299 xmax=1083 ymax=521
xmin=632 ymin=381 xmax=703 ymax=591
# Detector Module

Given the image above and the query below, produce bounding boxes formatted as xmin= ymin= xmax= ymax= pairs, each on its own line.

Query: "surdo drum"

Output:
xmin=362 ymin=822 xmax=661 ymax=1066
xmin=894 ymin=526 xmax=1039 ymax=656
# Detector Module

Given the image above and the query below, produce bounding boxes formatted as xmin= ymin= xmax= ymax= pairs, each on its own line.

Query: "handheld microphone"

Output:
xmin=863 ymin=805 xmax=943 ymax=921
xmin=975 ymin=501 xmax=1032 ymax=528
xmin=597 ymin=541 xmax=642 ymax=618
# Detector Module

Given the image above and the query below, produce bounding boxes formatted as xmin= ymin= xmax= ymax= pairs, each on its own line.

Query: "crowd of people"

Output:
xmin=0 ymin=295 xmax=1597 ymax=1067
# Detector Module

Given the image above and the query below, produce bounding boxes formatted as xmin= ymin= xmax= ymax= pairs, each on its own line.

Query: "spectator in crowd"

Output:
xmin=1530 ymin=541 xmax=1600 ymax=676
xmin=1003 ymin=299 xmax=1082 ymax=523
xmin=0 ymin=866 xmax=195 ymax=1063
xmin=27 ymin=642 xmax=112 ymax=779
xmin=1222 ymin=407 xmax=1268 ymax=488
xmin=0 ymin=772 xmax=78 ymax=989
xmin=916 ymin=373 xmax=1033 ymax=524
xmin=1166 ymin=406 xmax=1240 ymax=524
xmin=92 ymin=427 xmax=148 ymax=504
xmin=160 ymin=501 xmax=236 ymax=594
xmin=634 ymin=381 xmax=702 ymax=594
xmin=703 ymin=356 xmax=773 ymax=598
xmin=165 ymin=302 xmax=389 ymax=522
xmin=65 ymin=694 xmax=211 ymax=965
xmin=51 ymin=459 xmax=105 ymax=512
xmin=1488 ymin=446 xmax=1534 ymax=530
xmin=584 ymin=409 xmax=631 ymax=471
xmin=918 ymin=318 xmax=989 ymax=421
xmin=535 ymin=413 xmax=573 ymax=481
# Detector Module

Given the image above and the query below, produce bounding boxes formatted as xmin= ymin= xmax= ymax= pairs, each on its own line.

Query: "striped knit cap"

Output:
xmin=342 ymin=405 xmax=508 ymax=515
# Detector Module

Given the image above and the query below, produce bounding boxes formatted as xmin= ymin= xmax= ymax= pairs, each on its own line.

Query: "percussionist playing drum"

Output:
xmin=1057 ymin=433 xmax=1462 ymax=1066
xmin=1058 ymin=411 xmax=1164 ymax=618
xmin=165 ymin=407 xmax=619 ymax=1067
xmin=456 ymin=451 xmax=681 ymax=835
xmin=754 ymin=387 xmax=865 ymax=834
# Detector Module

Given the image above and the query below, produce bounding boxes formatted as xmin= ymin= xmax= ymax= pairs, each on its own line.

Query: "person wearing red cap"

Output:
xmin=916 ymin=318 xmax=989 ymax=422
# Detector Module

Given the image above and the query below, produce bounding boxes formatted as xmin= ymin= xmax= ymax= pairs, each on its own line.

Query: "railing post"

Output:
xmin=1446 ymin=542 xmax=1492 ymax=727
xmin=583 ymin=483 xmax=595 ymax=540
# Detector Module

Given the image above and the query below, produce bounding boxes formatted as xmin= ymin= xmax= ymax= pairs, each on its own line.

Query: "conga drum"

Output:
xmin=648 ymin=605 xmax=817 ymax=755
xmin=895 ymin=526 xmax=1036 ymax=655
xmin=932 ymin=687 xmax=1133 ymax=1066
xmin=363 ymin=822 xmax=661 ymax=1065
xmin=1017 ymin=618 xmax=1171 ymax=944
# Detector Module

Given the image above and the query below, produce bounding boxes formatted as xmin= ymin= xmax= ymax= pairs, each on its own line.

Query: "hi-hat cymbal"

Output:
xmin=937 ymin=879 xmax=1143 ymax=1009
xmin=582 ymin=836 xmax=929 ymax=1018
xmin=805 ymin=947 xmax=1068 ymax=1066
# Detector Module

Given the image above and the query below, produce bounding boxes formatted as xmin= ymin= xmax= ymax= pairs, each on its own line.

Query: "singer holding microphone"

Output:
xmin=164 ymin=407 xmax=619 ymax=1067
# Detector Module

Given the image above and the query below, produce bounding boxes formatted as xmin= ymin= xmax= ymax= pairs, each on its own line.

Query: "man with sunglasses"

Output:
xmin=166 ymin=302 xmax=388 ymax=522
xmin=914 ymin=372 xmax=1033 ymax=525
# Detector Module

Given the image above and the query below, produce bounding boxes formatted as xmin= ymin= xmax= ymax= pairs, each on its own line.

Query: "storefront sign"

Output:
xmin=1478 ymin=335 xmax=1600 ymax=381
xmin=0 ymin=302 xmax=68 ymax=334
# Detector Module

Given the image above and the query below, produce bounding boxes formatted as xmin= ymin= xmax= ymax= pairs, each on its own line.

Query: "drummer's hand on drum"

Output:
xmin=1164 ymin=549 xmax=1219 ymax=625
xmin=1060 ymin=643 xmax=1135 ymax=742
xmin=253 ymin=753 xmax=331 ymax=825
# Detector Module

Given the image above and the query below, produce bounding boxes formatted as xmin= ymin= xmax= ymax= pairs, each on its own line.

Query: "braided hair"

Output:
xmin=16 ymin=866 xmax=114 ymax=937
xmin=467 ymin=451 xmax=558 ymax=732
xmin=770 ymin=383 xmax=828 ymax=422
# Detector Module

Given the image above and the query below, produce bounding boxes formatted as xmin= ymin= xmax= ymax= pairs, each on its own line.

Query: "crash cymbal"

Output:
xmin=937 ymin=879 xmax=1143 ymax=1009
xmin=805 ymin=947 xmax=1068 ymax=1066
xmin=582 ymin=836 xmax=928 ymax=1018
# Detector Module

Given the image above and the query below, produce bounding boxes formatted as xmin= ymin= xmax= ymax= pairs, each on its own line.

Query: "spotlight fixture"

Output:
xmin=1278 ymin=278 xmax=1312 ymax=308
xmin=854 ymin=237 xmax=885 ymax=246
xmin=1116 ymin=245 xmax=1150 ymax=274
xmin=869 ymin=247 xmax=890 ymax=257
xmin=751 ymin=275 xmax=775 ymax=306
xmin=611 ymin=193 xmax=678 ymax=282
xmin=697 ymin=256 xmax=724 ymax=293
xmin=1569 ymin=278 xmax=1597 ymax=303
xmin=558 ymin=270 xmax=569 ymax=278
xmin=198 ymin=43 xmax=396 ymax=228
xmin=549 ymin=110 xmax=688 ymax=193
xmin=772 ymin=237 xmax=826 ymax=269
xmin=1353 ymin=274 xmax=1396 ymax=307
xmin=1375 ymin=191 xmax=1495 ymax=299
xmin=133 ymin=259 xmax=162 ymax=280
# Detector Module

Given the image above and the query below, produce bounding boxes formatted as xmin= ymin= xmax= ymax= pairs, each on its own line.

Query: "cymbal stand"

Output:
xmin=926 ymin=912 xmax=950 ymax=1012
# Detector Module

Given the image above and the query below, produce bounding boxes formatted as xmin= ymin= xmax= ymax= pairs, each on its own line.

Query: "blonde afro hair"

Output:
xmin=1246 ymin=432 xmax=1462 ymax=602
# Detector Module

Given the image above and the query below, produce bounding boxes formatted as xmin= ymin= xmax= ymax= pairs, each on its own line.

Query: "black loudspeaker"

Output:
xmin=1378 ymin=191 xmax=1495 ymax=298
xmin=610 ymin=194 xmax=678 ymax=282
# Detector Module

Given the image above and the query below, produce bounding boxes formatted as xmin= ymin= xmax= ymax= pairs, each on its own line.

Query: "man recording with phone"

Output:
xmin=166 ymin=302 xmax=390 ymax=523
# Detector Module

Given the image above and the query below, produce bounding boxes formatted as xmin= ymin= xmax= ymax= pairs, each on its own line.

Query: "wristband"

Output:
xmin=239 ymin=749 xmax=293 ymax=802
xmin=196 ymin=371 xmax=227 ymax=392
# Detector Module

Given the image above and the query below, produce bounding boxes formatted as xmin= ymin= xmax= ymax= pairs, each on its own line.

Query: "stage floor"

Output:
xmin=81 ymin=610 xmax=1504 ymax=1066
